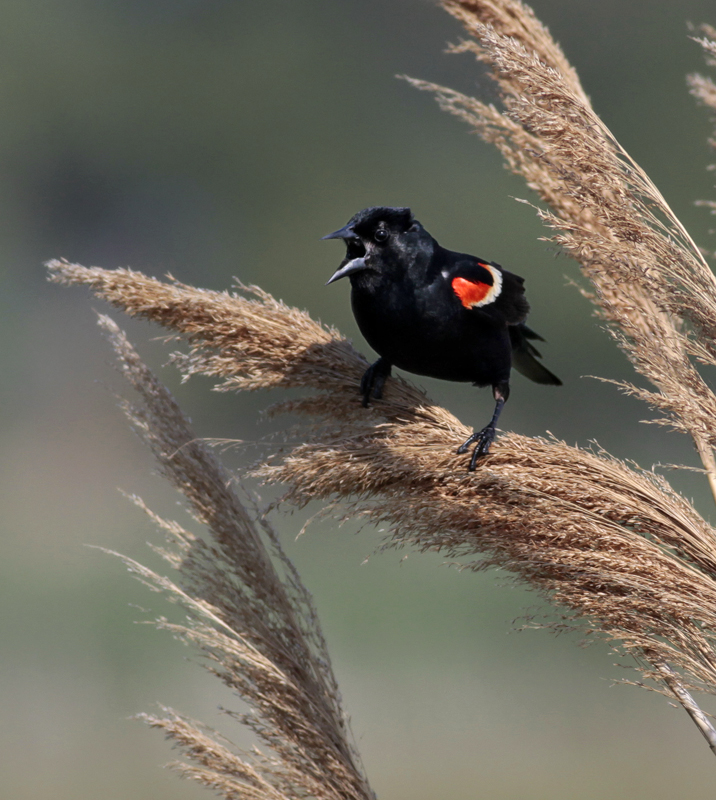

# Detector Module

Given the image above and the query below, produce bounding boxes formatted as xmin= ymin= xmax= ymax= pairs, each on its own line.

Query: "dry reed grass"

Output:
xmin=95 ymin=315 xmax=374 ymax=800
xmin=409 ymin=2 xmax=716 ymax=498
xmin=47 ymin=0 xmax=716 ymax=783
xmin=689 ymin=24 xmax=716 ymax=124
xmin=690 ymin=25 xmax=716 ymax=234
xmin=48 ymin=258 xmax=716 ymax=749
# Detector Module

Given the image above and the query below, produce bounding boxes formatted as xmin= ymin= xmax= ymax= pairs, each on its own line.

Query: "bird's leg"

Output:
xmin=359 ymin=358 xmax=392 ymax=407
xmin=457 ymin=381 xmax=510 ymax=470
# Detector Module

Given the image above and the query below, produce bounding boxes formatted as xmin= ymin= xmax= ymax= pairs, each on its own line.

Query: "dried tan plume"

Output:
xmin=406 ymin=4 xmax=716 ymax=503
xmin=689 ymin=25 xmax=716 ymax=235
xmin=94 ymin=314 xmax=374 ymax=800
xmin=48 ymin=262 xmax=716 ymax=705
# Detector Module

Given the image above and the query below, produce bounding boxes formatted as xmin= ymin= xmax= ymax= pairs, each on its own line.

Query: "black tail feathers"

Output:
xmin=509 ymin=323 xmax=562 ymax=386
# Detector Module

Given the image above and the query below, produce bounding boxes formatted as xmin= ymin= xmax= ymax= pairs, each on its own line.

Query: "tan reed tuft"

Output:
xmin=405 ymin=4 xmax=716 ymax=502
xmin=49 ymin=261 xmax=716 ymax=705
xmin=94 ymin=314 xmax=374 ymax=800
xmin=689 ymin=26 xmax=716 ymax=234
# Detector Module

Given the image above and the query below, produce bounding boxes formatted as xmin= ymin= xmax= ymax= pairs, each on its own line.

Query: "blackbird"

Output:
xmin=323 ymin=206 xmax=561 ymax=470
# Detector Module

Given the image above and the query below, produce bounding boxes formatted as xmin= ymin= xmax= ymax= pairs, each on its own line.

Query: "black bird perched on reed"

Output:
xmin=323 ymin=206 xmax=561 ymax=470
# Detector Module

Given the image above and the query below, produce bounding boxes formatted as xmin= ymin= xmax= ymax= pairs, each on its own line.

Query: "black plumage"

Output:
xmin=323 ymin=206 xmax=561 ymax=469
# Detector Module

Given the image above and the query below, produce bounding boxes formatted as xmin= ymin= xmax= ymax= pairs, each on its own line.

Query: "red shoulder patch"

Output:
xmin=451 ymin=276 xmax=491 ymax=309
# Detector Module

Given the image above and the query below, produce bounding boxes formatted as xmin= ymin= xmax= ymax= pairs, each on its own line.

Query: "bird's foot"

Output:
xmin=457 ymin=425 xmax=496 ymax=471
xmin=360 ymin=359 xmax=391 ymax=407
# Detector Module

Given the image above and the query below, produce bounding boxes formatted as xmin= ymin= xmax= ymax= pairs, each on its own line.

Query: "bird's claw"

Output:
xmin=457 ymin=425 xmax=496 ymax=471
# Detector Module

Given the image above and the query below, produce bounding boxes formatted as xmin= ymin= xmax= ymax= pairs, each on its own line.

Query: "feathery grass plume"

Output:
xmin=48 ymin=261 xmax=716 ymax=752
xmin=689 ymin=25 xmax=716 ymax=232
xmin=407 ymin=1 xmax=716 ymax=501
xmin=94 ymin=313 xmax=374 ymax=800
xmin=688 ymin=24 xmax=716 ymax=127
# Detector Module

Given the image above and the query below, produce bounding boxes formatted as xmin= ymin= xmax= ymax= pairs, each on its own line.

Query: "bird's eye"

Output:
xmin=374 ymin=229 xmax=389 ymax=243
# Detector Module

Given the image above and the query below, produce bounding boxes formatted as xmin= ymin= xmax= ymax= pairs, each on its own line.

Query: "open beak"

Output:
xmin=325 ymin=257 xmax=368 ymax=285
xmin=322 ymin=224 xmax=369 ymax=284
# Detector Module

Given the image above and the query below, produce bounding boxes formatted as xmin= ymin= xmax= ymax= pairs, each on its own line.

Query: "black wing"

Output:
xmin=445 ymin=256 xmax=530 ymax=325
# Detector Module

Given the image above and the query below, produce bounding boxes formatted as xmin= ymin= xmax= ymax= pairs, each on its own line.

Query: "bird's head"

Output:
xmin=322 ymin=206 xmax=433 ymax=286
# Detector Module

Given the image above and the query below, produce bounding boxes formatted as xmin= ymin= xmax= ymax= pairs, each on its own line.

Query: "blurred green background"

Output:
xmin=5 ymin=0 xmax=716 ymax=797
